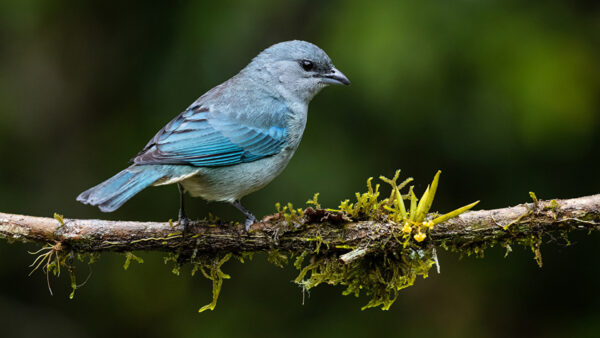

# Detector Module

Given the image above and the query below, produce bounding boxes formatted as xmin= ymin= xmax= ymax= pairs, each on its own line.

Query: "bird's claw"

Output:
xmin=244 ymin=216 xmax=257 ymax=232
xmin=179 ymin=216 xmax=191 ymax=233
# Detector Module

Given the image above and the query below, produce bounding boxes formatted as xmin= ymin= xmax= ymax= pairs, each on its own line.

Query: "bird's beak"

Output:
xmin=320 ymin=67 xmax=350 ymax=86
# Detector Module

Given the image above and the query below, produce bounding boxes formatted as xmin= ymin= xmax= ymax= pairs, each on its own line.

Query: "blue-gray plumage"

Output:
xmin=77 ymin=40 xmax=350 ymax=230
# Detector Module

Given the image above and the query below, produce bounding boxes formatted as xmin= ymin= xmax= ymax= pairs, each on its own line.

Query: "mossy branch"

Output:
xmin=1 ymin=169 xmax=599 ymax=311
xmin=1 ymin=194 xmax=598 ymax=257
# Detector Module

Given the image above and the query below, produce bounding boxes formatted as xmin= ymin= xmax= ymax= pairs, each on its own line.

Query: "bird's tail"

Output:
xmin=77 ymin=165 xmax=165 ymax=212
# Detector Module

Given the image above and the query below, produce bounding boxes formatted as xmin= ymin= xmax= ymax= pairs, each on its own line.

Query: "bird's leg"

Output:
xmin=177 ymin=183 xmax=191 ymax=232
xmin=231 ymin=200 xmax=257 ymax=231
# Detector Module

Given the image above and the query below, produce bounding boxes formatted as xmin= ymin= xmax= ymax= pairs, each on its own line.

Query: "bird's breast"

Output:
xmin=283 ymin=104 xmax=308 ymax=150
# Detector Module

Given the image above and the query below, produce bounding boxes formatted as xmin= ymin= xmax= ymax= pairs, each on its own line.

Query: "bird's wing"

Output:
xmin=133 ymin=101 xmax=289 ymax=167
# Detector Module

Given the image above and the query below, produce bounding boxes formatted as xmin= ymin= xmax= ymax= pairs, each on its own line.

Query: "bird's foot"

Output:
xmin=178 ymin=215 xmax=192 ymax=234
xmin=177 ymin=183 xmax=191 ymax=234
xmin=244 ymin=215 xmax=257 ymax=232
xmin=231 ymin=200 xmax=258 ymax=232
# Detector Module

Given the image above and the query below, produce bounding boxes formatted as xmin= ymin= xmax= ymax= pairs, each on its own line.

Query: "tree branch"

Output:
xmin=1 ymin=194 xmax=599 ymax=258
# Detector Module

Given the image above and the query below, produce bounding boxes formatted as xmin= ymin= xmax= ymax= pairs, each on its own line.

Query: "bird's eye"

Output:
xmin=299 ymin=60 xmax=314 ymax=72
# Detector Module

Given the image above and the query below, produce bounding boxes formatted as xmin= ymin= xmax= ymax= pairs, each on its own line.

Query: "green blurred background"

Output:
xmin=1 ymin=1 xmax=599 ymax=337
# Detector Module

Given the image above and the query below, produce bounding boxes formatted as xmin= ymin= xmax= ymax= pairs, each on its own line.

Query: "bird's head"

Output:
xmin=245 ymin=40 xmax=350 ymax=102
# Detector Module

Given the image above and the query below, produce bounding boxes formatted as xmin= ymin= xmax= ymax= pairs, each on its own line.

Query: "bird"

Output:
xmin=77 ymin=40 xmax=350 ymax=231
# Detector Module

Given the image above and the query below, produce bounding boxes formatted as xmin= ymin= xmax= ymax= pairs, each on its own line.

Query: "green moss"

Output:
xmin=294 ymin=249 xmax=435 ymax=310
xmin=545 ymin=200 xmax=559 ymax=220
xmin=275 ymin=202 xmax=304 ymax=225
xmin=502 ymin=243 xmax=513 ymax=258
xmin=191 ymin=253 xmax=232 ymax=313
xmin=516 ymin=234 xmax=544 ymax=268
xmin=66 ymin=252 xmax=97 ymax=299
xmin=267 ymin=250 xmax=289 ymax=268
xmin=334 ymin=244 xmax=356 ymax=250
xmin=305 ymin=235 xmax=329 ymax=254
xmin=280 ymin=169 xmax=479 ymax=310
xmin=123 ymin=252 xmax=144 ymax=270
xmin=163 ymin=252 xmax=182 ymax=275
xmin=529 ymin=191 xmax=538 ymax=203
xmin=235 ymin=252 xmax=255 ymax=264
xmin=560 ymin=232 xmax=571 ymax=246
xmin=293 ymin=251 xmax=310 ymax=270
xmin=306 ymin=193 xmax=321 ymax=209
xmin=53 ymin=213 xmax=65 ymax=228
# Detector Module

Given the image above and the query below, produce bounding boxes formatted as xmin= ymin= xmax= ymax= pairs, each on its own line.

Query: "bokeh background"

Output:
xmin=1 ymin=1 xmax=599 ymax=337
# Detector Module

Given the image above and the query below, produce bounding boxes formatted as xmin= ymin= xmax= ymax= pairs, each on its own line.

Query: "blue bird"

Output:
xmin=77 ymin=40 xmax=350 ymax=231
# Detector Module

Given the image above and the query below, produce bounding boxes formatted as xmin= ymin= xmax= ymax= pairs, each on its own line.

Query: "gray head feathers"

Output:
xmin=251 ymin=40 xmax=333 ymax=69
xmin=241 ymin=40 xmax=349 ymax=103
